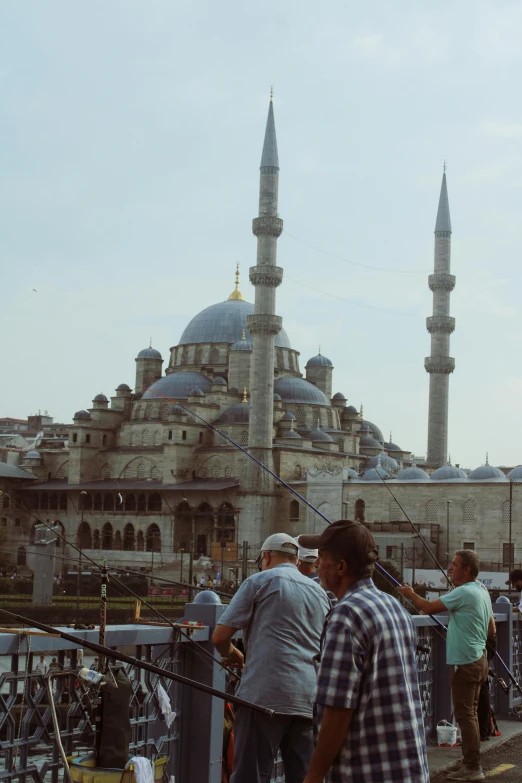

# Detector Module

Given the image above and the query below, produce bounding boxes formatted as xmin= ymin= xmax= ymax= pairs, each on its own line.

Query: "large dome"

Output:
xmin=143 ymin=371 xmax=212 ymax=400
xmin=274 ymin=376 xmax=329 ymax=405
xmin=179 ymin=299 xmax=292 ymax=348
xmin=468 ymin=464 xmax=507 ymax=482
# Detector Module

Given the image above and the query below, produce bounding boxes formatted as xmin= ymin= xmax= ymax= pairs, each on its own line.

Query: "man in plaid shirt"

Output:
xmin=300 ymin=520 xmax=429 ymax=783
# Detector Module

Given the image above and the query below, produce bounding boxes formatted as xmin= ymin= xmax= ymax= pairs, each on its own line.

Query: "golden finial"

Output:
xmin=228 ymin=262 xmax=245 ymax=301
xmin=242 ymin=329 xmax=246 ymax=340
xmin=242 ymin=387 xmax=248 ymax=403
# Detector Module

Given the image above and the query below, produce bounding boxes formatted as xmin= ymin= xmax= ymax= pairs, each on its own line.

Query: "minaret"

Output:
xmin=425 ymin=167 xmax=455 ymax=467
xmin=246 ymin=93 xmax=283 ymax=472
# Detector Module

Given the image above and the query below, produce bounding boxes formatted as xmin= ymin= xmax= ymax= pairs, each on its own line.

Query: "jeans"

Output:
xmin=451 ymin=653 xmax=488 ymax=769
xmin=231 ymin=706 xmax=313 ymax=783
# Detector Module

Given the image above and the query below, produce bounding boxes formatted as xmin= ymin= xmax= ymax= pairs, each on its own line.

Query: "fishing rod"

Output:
xmin=0 ymin=606 xmax=272 ymax=715
xmin=149 ymin=394 xmax=522 ymax=697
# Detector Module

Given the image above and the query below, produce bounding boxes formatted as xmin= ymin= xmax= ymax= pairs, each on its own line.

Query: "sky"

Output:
xmin=1 ymin=1 xmax=522 ymax=469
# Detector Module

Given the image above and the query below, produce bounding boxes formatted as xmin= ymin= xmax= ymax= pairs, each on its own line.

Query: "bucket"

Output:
xmin=436 ymin=720 xmax=457 ymax=747
xmin=69 ymin=754 xmax=168 ymax=783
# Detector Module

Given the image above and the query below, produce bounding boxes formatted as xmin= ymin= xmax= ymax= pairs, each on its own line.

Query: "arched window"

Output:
xmin=103 ymin=494 xmax=114 ymax=512
xmin=426 ymin=499 xmax=438 ymax=523
xmin=389 ymin=500 xmax=402 ymax=521
xmin=146 ymin=523 xmax=161 ymax=552
xmin=313 ymin=410 xmax=320 ymax=428
xmin=144 ymin=404 xmax=152 ymax=420
xmin=94 ymin=494 xmax=102 ymax=511
xmin=56 ymin=462 xmax=69 ymax=480
xmin=40 ymin=492 xmax=48 ymax=510
xmin=200 ymin=465 xmax=208 ymax=478
xmin=49 ymin=493 xmax=59 ymax=510
xmin=101 ymin=464 xmax=111 ymax=479
xmin=137 ymin=494 xmax=146 ymax=513
xmin=336 ymin=438 xmax=344 ymax=452
xmin=142 ymin=430 xmax=149 ymax=446
xmin=212 ymin=465 xmax=220 ymax=478
xmin=131 ymin=432 xmax=138 ymax=447
xmin=123 ymin=523 xmax=135 ymax=551
xmin=290 ymin=500 xmax=300 ymax=521
xmin=181 ymin=348 xmax=188 ymax=365
xmin=102 ymin=522 xmax=113 ymax=549
xmin=240 ymin=430 xmax=248 ymax=446
xmin=17 ymin=547 xmax=26 ymax=566
xmin=154 ymin=431 xmax=161 ymax=446
xmin=209 ymin=347 xmax=219 ymax=364
xmin=125 ymin=494 xmax=136 ymax=512
xmin=81 ymin=493 xmax=93 ymax=511
xmin=137 ymin=531 xmax=145 ymax=551
xmin=217 ymin=502 xmax=235 ymax=543
xmin=29 ymin=522 xmax=37 ymax=544
xmin=160 ymin=403 xmax=169 ymax=421
xmin=175 ymin=501 xmax=192 ymax=552
xmin=296 ymin=408 xmax=305 ymax=425
xmin=355 ymin=499 xmax=365 ymax=522
xmin=59 ymin=493 xmax=67 ymax=510
xmin=93 ymin=529 xmax=100 ymax=549
xmin=77 ymin=521 xmax=92 ymax=549
xmin=151 ymin=466 xmax=160 ymax=480
xmin=114 ymin=530 xmax=122 ymax=550
xmin=124 ymin=465 xmax=132 ymax=479
xmin=464 ymin=499 xmax=476 ymax=525
xmin=294 ymin=464 xmax=302 ymax=479
xmin=102 ymin=434 xmax=107 ymax=446
xmin=199 ymin=431 xmax=204 ymax=444
xmin=225 ymin=465 xmax=232 ymax=477
xmin=137 ymin=463 xmax=145 ymax=479
xmin=135 ymin=404 xmax=142 ymax=419
xmin=195 ymin=346 xmax=203 ymax=365
xmin=148 ymin=493 xmax=162 ymax=512
xmin=327 ymin=410 xmax=333 ymax=428
xmin=503 ymin=500 xmax=514 ymax=525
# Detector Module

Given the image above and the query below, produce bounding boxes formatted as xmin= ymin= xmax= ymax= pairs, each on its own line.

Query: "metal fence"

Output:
xmin=0 ymin=597 xmax=521 ymax=783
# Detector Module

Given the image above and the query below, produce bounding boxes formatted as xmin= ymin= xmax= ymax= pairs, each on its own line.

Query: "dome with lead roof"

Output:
xmin=137 ymin=347 xmax=162 ymax=360
xmin=306 ymin=353 xmax=333 ymax=368
xmin=179 ymin=299 xmax=292 ymax=348
xmin=142 ymin=372 xmax=212 ymax=400
xmin=397 ymin=465 xmax=430 ymax=482
xmin=430 ymin=465 xmax=468 ymax=481
xmin=308 ymin=428 xmax=334 ymax=443
xmin=74 ymin=410 xmax=91 ymax=421
xmin=274 ymin=376 xmax=329 ymax=406
xmin=218 ymin=403 xmax=250 ymax=424
xmin=362 ymin=466 xmax=390 ymax=481
xmin=507 ymin=466 xmax=522 ymax=480
xmin=468 ymin=464 xmax=507 ymax=482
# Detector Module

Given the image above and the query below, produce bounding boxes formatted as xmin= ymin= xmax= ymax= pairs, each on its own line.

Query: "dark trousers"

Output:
xmin=231 ymin=706 xmax=313 ymax=783
xmin=451 ymin=653 xmax=488 ymax=769
xmin=477 ymin=678 xmax=491 ymax=738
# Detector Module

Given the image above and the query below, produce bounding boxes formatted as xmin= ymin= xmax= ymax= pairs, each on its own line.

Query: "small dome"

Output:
xmin=297 ymin=424 xmax=312 ymax=433
xmin=332 ymin=392 xmax=347 ymax=401
xmin=212 ymin=377 xmax=227 ymax=386
xmin=117 ymin=383 xmax=131 ymax=391
xmin=384 ymin=441 xmax=401 ymax=451
xmin=93 ymin=393 xmax=108 ymax=402
xmin=74 ymin=410 xmax=91 ymax=421
xmin=306 ymin=354 xmax=333 ymax=368
xmin=25 ymin=449 xmax=41 ymax=459
xmin=281 ymin=430 xmax=302 ymax=439
xmin=346 ymin=405 xmax=358 ymax=414
xmin=137 ymin=347 xmax=162 ymax=360
xmin=397 ymin=466 xmax=430 ymax=482
xmin=169 ymin=404 xmax=185 ymax=415
xmin=362 ymin=466 xmax=390 ymax=481
xmin=231 ymin=338 xmax=253 ymax=351
xmin=229 ymin=387 xmax=239 ymax=394
xmin=273 ymin=393 xmax=281 ymax=401
xmin=507 ymin=465 xmax=522 ymax=480
xmin=179 ymin=298 xmax=291 ymax=348
xmin=308 ymin=428 xmax=334 ymax=443
xmin=143 ymin=372 xmax=212 ymax=400
xmin=343 ymin=467 xmax=359 ymax=480
xmin=281 ymin=412 xmax=296 ymax=421
xmin=360 ymin=419 xmax=384 ymax=444
xmin=190 ymin=387 xmax=205 ymax=397
xmin=468 ymin=464 xmax=507 ymax=482
xmin=431 ymin=465 xmax=468 ymax=481
xmin=218 ymin=403 xmax=250 ymax=424
xmin=360 ymin=436 xmax=382 ymax=449
xmin=364 ymin=454 xmax=399 ymax=475
xmin=274 ymin=376 xmax=329 ymax=406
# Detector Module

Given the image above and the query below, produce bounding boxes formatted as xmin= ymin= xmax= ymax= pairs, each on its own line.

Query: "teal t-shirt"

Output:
xmin=440 ymin=581 xmax=491 ymax=665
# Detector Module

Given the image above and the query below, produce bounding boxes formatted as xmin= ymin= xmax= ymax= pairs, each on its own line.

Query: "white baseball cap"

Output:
xmin=255 ymin=533 xmax=299 ymax=564
xmin=294 ymin=536 xmax=318 ymax=563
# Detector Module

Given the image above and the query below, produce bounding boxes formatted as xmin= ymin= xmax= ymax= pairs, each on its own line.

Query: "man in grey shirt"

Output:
xmin=212 ymin=532 xmax=330 ymax=783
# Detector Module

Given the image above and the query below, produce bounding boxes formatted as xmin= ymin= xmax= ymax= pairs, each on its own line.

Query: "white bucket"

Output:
xmin=437 ymin=720 xmax=457 ymax=747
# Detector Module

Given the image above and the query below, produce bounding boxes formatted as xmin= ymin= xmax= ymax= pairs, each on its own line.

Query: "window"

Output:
xmin=123 ymin=523 xmax=135 ymax=551
xmin=72 ymin=433 xmax=78 ymax=443
xmin=85 ymin=434 xmax=91 ymax=444
xmin=14 ymin=518 xmax=21 ymax=527
xmin=199 ymin=432 xmax=204 ymax=444
xmin=182 ymin=430 xmax=187 ymax=441
xmin=124 ymin=465 xmax=132 ymax=479
xmin=355 ymin=499 xmax=365 ymax=522
xmin=94 ymin=494 xmax=102 ymax=511
xmin=146 ymin=523 xmax=162 ymax=552
xmin=114 ymin=530 xmax=122 ymax=550
xmin=336 ymin=438 xmax=344 ymax=452
xmin=102 ymin=522 xmax=113 ymax=549
xmin=210 ymin=348 xmax=219 ymax=364
xmin=200 ymin=466 xmax=208 ymax=478
xmin=49 ymin=493 xmax=59 ymax=510
xmin=296 ymin=408 xmax=305 ymax=425
xmin=93 ymin=530 xmax=100 ymax=549
xmin=212 ymin=465 xmax=220 ymax=478
xmin=327 ymin=410 xmax=333 ymax=428
xmin=101 ymin=464 xmax=111 ymax=479
xmin=154 ymin=431 xmax=161 ymax=446
xmin=389 ymin=500 xmax=402 ymax=521
xmin=225 ymin=465 xmax=232 ymax=477
xmin=240 ymin=430 xmax=248 ymax=446
xmin=294 ymin=464 xmax=302 ymax=479
xmin=125 ymin=494 xmax=136 ymax=512
xmin=137 ymin=531 xmax=145 ymax=551
xmin=168 ymin=430 xmax=173 ymax=441
xmin=426 ymin=499 xmax=438 ymax=522
xmin=137 ymin=463 xmax=145 ymax=479
xmin=148 ymin=493 xmax=162 ymax=512
xmin=386 ymin=546 xmax=396 ymax=559
xmin=161 ymin=403 xmax=169 ymax=421
xmin=131 ymin=432 xmax=138 ymax=447
xmin=463 ymin=542 xmax=475 ymax=550
xmin=17 ymin=547 xmax=26 ymax=566
xmin=142 ymin=430 xmax=149 ymax=446
xmin=77 ymin=521 xmax=92 ymax=549
xmin=145 ymin=404 xmax=151 ymax=420
xmin=503 ymin=543 xmax=514 ymax=570
xmin=137 ymin=494 xmax=146 ymax=513
xmin=290 ymin=500 xmax=300 ymax=521
xmin=104 ymin=494 xmax=114 ymax=512
xmin=503 ymin=500 xmax=514 ymax=525
xmin=0 ymin=518 xmax=6 ymax=527
xmin=2 ymin=495 xmax=9 ymax=509
xmin=59 ymin=493 xmax=67 ymax=510
xmin=102 ymin=434 xmax=107 ymax=446
xmin=151 ymin=466 xmax=160 ymax=480
xmin=464 ymin=499 xmax=476 ymax=525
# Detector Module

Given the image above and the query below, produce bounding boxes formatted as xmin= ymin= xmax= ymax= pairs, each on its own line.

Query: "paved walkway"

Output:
xmin=428 ymin=720 xmax=522 ymax=778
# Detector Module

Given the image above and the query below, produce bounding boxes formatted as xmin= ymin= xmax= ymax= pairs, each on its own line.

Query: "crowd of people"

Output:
xmin=211 ymin=522 xmax=512 ymax=783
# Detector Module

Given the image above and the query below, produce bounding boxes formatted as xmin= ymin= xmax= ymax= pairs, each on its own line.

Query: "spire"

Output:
xmin=242 ymin=387 xmax=248 ymax=404
xmin=435 ymin=168 xmax=452 ymax=233
xmin=228 ymin=262 xmax=245 ymax=301
xmin=260 ymin=95 xmax=279 ymax=169
xmin=485 ymin=452 xmax=489 ymax=466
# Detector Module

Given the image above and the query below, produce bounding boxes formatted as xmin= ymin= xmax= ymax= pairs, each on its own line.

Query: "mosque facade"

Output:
xmin=1 ymin=99 xmax=520 ymax=579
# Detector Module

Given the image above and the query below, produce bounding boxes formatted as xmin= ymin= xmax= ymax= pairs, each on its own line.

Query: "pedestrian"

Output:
xmin=212 ymin=532 xmax=330 ymax=783
xmin=198 ymin=576 xmax=205 ymax=589
xmin=193 ymin=575 xmax=197 ymax=587
xmin=301 ymin=520 xmax=429 ymax=783
xmin=400 ymin=549 xmax=495 ymax=781
xmin=207 ymin=576 xmax=214 ymax=588
xmin=505 ymin=568 xmax=522 ymax=612
xmin=49 ymin=657 xmax=61 ymax=672
xmin=35 ymin=654 xmax=49 ymax=676
xmin=294 ymin=537 xmax=319 ymax=580
xmin=90 ymin=657 xmax=99 ymax=671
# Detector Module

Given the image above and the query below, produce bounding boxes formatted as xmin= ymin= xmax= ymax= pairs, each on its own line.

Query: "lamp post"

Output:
xmin=77 ymin=491 xmax=87 ymax=618
xmin=508 ymin=480 xmax=513 ymax=595
xmin=179 ymin=548 xmax=185 ymax=582
xmin=446 ymin=500 xmax=452 ymax=563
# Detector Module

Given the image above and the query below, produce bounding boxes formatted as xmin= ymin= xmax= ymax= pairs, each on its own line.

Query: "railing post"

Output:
xmin=494 ymin=596 xmax=513 ymax=718
xmin=178 ymin=593 xmax=226 ymax=783
xmin=431 ymin=614 xmax=453 ymax=733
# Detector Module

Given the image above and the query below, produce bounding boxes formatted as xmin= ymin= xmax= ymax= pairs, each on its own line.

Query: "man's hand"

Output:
xmin=398 ymin=584 xmax=415 ymax=600
xmin=219 ymin=646 xmax=245 ymax=670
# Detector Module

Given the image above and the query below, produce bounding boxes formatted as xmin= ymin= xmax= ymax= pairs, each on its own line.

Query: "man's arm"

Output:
xmin=211 ymin=624 xmax=244 ymax=669
xmin=488 ymin=615 xmax=496 ymax=639
xmin=304 ymin=706 xmax=353 ymax=783
xmin=398 ymin=585 xmax=446 ymax=615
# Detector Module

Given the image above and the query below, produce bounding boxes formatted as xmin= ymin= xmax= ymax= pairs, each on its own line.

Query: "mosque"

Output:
xmin=1 ymin=98 xmax=520 ymax=579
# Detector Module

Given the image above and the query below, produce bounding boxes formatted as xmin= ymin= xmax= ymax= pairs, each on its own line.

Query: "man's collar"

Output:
xmin=338 ymin=577 xmax=374 ymax=603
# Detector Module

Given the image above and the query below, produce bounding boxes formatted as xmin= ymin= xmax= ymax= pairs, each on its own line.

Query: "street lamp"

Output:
xmin=77 ymin=491 xmax=87 ymax=618
xmin=446 ymin=501 xmax=452 ymax=564
xmin=508 ymin=480 xmax=514 ymax=594
xmin=179 ymin=548 xmax=185 ymax=582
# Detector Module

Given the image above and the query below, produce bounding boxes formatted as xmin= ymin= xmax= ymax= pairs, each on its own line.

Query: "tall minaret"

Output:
xmin=425 ymin=167 xmax=455 ymax=467
xmin=246 ymin=93 xmax=284 ymax=474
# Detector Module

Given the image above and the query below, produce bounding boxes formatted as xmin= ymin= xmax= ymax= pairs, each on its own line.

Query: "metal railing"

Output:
xmin=0 ymin=598 xmax=521 ymax=783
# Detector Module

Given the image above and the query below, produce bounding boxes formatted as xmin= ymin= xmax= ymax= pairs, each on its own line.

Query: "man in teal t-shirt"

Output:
xmin=400 ymin=550 xmax=495 ymax=782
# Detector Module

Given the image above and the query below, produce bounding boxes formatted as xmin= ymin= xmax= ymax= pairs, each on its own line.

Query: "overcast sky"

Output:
xmin=1 ymin=1 xmax=522 ymax=469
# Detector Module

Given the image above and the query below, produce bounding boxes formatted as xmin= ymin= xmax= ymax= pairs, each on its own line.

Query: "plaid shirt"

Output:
xmin=314 ymin=578 xmax=429 ymax=783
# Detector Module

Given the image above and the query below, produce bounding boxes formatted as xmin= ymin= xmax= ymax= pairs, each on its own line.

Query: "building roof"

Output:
xmin=137 ymin=347 xmax=163 ymax=360
xmin=260 ymin=98 xmax=279 ymax=169
xmin=507 ymin=466 xmax=522 ymax=480
xmin=306 ymin=353 xmax=333 ymax=368
xmin=430 ymin=465 xmax=468 ymax=481
xmin=332 ymin=392 xmax=347 ymax=401
xmin=468 ymin=464 xmax=507 ymax=482
xmin=24 ymin=478 xmax=240 ymax=492
xmin=274 ymin=376 xmax=329 ymax=406
xmin=142 ymin=371 xmax=212 ymax=400
xmin=178 ymin=298 xmax=292 ymax=348
xmin=0 ymin=463 xmax=36 ymax=479
xmin=396 ymin=465 xmax=430 ymax=482
xmin=218 ymin=403 xmax=250 ymax=424
xmin=93 ymin=394 xmax=108 ymax=402
xmin=73 ymin=410 xmax=91 ymax=421
xmin=116 ymin=383 xmax=131 ymax=391
xmin=435 ymin=171 xmax=452 ymax=233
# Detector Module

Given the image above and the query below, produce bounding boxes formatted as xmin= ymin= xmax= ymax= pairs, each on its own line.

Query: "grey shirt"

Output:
xmin=219 ymin=562 xmax=330 ymax=716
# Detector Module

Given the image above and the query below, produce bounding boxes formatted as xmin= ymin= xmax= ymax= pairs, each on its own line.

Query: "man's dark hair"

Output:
xmin=329 ymin=551 xmax=375 ymax=580
xmin=455 ymin=549 xmax=480 ymax=578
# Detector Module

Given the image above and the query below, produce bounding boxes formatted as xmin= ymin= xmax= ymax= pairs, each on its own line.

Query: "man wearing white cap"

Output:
xmin=212 ymin=532 xmax=330 ymax=783
xmin=295 ymin=536 xmax=319 ymax=580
